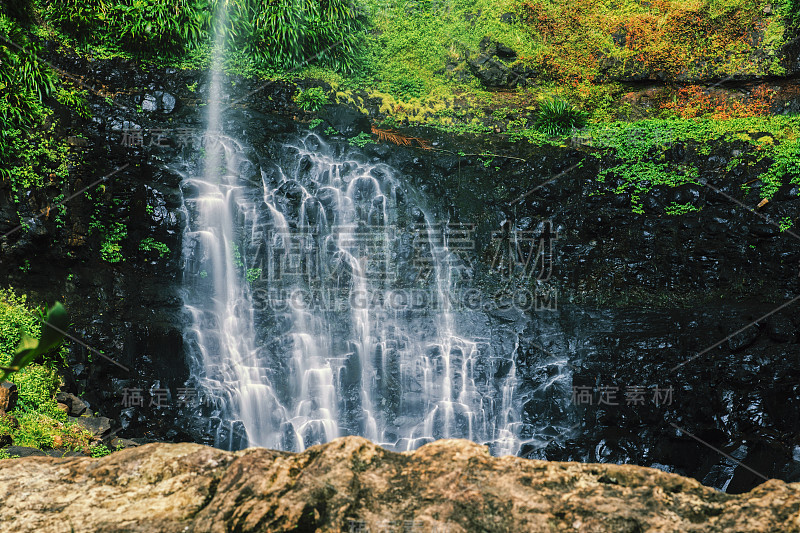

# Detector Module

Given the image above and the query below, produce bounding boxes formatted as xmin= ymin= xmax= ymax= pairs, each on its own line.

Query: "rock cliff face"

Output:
xmin=0 ymin=437 xmax=797 ymax=533
xmin=1 ymin=52 xmax=799 ymax=493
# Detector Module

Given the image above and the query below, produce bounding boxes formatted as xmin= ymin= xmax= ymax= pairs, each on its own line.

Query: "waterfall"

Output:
xmin=177 ymin=1 xmax=561 ymax=453
xmin=180 ymin=129 xmax=537 ymax=452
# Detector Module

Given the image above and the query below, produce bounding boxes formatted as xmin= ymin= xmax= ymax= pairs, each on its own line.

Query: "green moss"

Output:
xmin=0 ymin=291 xmax=65 ymax=418
xmin=89 ymin=443 xmax=113 ymax=457
xmin=99 ymin=222 xmax=127 ymax=263
xmin=0 ymin=410 xmax=95 ymax=449
xmin=0 ymin=289 xmax=69 ymax=369
xmin=246 ymin=268 xmax=262 ymax=284
xmin=578 ymin=116 xmax=800 ymax=205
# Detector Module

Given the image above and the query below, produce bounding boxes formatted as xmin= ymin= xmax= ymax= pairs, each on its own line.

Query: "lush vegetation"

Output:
xmin=0 ymin=0 xmax=798 ymax=234
xmin=223 ymin=0 xmax=367 ymax=72
xmin=534 ymin=98 xmax=587 ymax=136
xmin=0 ymin=6 xmax=76 ymax=206
xmin=139 ymin=237 xmax=170 ymax=258
xmin=294 ymin=87 xmax=330 ymax=111
xmin=582 ymin=115 xmax=800 ymax=211
xmin=40 ymin=0 xmax=212 ymax=57
xmin=0 ymin=290 xmax=96 ymax=451
xmin=34 ymin=0 xmax=367 ymax=71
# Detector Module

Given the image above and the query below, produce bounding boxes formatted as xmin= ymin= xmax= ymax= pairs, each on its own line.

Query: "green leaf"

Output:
xmin=37 ymin=302 xmax=69 ymax=352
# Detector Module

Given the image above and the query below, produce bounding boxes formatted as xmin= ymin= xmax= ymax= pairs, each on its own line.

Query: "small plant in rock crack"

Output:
xmin=246 ymin=268 xmax=262 ymax=284
xmin=534 ymin=98 xmax=588 ymax=137
xmin=89 ymin=443 xmax=112 ymax=458
xmin=348 ymin=132 xmax=376 ymax=148
xmin=294 ymin=87 xmax=329 ymax=111
xmin=139 ymin=237 xmax=170 ymax=258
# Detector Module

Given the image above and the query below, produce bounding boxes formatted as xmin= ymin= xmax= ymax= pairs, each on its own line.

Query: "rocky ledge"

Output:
xmin=0 ymin=437 xmax=798 ymax=532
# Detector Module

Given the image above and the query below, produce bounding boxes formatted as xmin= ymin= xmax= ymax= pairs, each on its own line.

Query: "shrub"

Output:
xmin=534 ymin=98 xmax=587 ymax=137
xmin=0 ymin=14 xmax=57 ymax=159
xmin=0 ymin=0 xmax=34 ymax=24
xmin=89 ymin=443 xmax=113 ymax=457
xmin=0 ymin=289 xmax=69 ymax=370
xmin=0 ymin=291 xmax=67 ymax=419
xmin=0 ymin=411 xmax=94 ymax=449
xmin=294 ymin=87 xmax=329 ymax=111
xmin=9 ymin=364 xmax=62 ymax=414
xmin=0 ymin=14 xmax=77 ymax=203
xmin=0 ymin=292 xmax=92 ymax=452
xmin=348 ymin=131 xmax=376 ymax=147
xmin=246 ymin=268 xmax=262 ymax=283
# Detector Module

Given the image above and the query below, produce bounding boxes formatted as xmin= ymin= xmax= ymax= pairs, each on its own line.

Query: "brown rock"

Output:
xmin=0 ymin=437 xmax=797 ymax=532
xmin=0 ymin=382 xmax=17 ymax=412
xmin=57 ymin=403 xmax=70 ymax=415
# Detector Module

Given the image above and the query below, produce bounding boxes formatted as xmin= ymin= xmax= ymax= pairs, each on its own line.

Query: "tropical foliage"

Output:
xmin=40 ymin=0 xmax=213 ymax=56
xmin=222 ymin=0 xmax=367 ymax=71
xmin=37 ymin=0 xmax=367 ymax=71
xmin=534 ymin=98 xmax=587 ymax=136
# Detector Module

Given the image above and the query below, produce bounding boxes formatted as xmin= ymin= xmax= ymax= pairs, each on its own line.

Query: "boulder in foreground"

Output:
xmin=0 ymin=436 xmax=798 ymax=532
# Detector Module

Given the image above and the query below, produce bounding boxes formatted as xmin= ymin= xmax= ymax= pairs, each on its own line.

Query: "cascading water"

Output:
xmin=180 ymin=130 xmax=558 ymax=453
xmin=179 ymin=2 xmax=573 ymax=453
xmin=179 ymin=3 xmax=287 ymax=449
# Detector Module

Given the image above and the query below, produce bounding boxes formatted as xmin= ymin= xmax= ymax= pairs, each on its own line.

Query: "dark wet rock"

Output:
xmin=56 ymin=392 xmax=89 ymax=417
xmin=468 ymin=55 xmax=514 ymax=87
xmin=161 ymin=92 xmax=176 ymax=114
xmin=496 ymin=42 xmax=518 ymax=60
xmin=463 ymin=37 xmax=534 ymax=88
xmin=3 ymin=446 xmax=46 ymax=457
xmin=319 ymin=104 xmax=371 ymax=137
xmin=500 ymin=12 xmax=516 ymax=24
xmin=766 ymin=314 xmax=796 ymax=342
xmin=727 ymin=325 xmax=760 ymax=351
xmin=142 ymin=94 xmax=158 ymax=112
xmin=751 ymin=223 xmax=779 ymax=238
xmin=71 ymin=416 xmax=113 ymax=438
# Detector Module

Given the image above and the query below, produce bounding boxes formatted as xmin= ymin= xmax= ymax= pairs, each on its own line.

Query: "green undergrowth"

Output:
xmin=426 ymin=114 xmax=800 ymax=213
xmin=0 ymin=289 xmax=95 ymax=451
xmin=574 ymin=116 xmax=800 ymax=212
xmin=0 ymin=10 xmax=84 ymax=206
xmin=19 ymin=0 xmax=800 ymax=130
